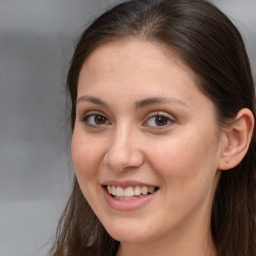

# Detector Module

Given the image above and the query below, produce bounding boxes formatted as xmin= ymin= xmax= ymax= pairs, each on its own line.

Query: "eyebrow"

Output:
xmin=76 ymin=95 xmax=188 ymax=108
xmin=76 ymin=96 xmax=109 ymax=107
xmin=135 ymin=97 xmax=188 ymax=109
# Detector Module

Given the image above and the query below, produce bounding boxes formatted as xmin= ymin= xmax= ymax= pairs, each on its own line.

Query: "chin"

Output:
xmin=103 ymin=220 xmax=156 ymax=243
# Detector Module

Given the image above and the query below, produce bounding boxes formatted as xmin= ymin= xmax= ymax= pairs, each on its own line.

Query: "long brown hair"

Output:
xmin=50 ymin=1 xmax=256 ymax=255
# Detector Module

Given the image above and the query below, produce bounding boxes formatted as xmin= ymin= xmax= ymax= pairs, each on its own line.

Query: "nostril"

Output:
xmin=103 ymin=137 xmax=144 ymax=172
xmin=104 ymin=150 xmax=144 ymax=172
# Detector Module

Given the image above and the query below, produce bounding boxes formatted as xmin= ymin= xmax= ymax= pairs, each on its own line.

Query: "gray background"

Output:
xmin=0 ymin=0 xmax=255 ymax=255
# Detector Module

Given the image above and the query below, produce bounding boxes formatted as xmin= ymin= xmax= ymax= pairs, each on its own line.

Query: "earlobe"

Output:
xmin=218 ymin=108 xmax=254 ymax=170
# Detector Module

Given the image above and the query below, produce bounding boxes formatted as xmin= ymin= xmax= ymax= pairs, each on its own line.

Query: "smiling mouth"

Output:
xmin=104 ymin=185 xmax=159 ymax=200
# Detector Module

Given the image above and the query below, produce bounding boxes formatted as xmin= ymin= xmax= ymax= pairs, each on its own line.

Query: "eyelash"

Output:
xmin=80 ymin=111 xmax=175 ymax=128
xmin=81 ymin=112 xmax=110 ymax=127
xmin=143 ymin=112 xmax=175 ymax=128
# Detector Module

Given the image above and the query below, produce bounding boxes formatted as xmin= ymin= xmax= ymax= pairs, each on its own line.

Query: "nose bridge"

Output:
xmin=104 ymin=121 xmax=143 ymax=171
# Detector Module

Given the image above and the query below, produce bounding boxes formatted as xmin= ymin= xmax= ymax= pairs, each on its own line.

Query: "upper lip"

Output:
xmin=101 ymin=180 xmax=158 ymax=188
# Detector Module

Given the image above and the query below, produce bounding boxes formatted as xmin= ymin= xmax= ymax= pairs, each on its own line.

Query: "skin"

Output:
xmin=72 ymin=39 xmax=226 ymax=256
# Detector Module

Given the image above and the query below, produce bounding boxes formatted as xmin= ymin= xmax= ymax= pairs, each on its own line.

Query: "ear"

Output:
xmin=218 ymin=108 xmax=254 ymax=170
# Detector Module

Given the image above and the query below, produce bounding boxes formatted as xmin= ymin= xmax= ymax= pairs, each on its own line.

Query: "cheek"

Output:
xmin=147 ymin=132 xmax=220 ymax=222
xmin=71 ymin=130 xmax=107 ymax=210
xmin=71 ymin=129 xmax=105 ymax=180
xmin=148 ymin=129 xmax=219 ymax=190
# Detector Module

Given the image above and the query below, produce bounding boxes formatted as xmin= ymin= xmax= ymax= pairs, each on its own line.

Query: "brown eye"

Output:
xmin=155 ymin=115 xmax=168 ymax=126
xmin=83 ymin=114 xmax=110 ymax=126
xmin=144 ymin=113 xmax=174 ymax=128
xmin=94 ymin=115 xmax=107 ymax=125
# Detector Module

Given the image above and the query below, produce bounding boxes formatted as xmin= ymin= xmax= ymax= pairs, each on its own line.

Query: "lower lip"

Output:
xmin=103 ymin=187 xmax=158 ymax=211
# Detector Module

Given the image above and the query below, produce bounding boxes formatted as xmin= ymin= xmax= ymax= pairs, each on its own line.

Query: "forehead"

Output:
xmin=78 ymin=39 xmax=196 ymax=91
xmin=85 ymin=39 xmax=190 ymax=70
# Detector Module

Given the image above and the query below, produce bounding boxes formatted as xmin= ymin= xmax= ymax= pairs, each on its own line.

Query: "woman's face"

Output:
xmin=72 ymin=40 xmax=224 ymax=245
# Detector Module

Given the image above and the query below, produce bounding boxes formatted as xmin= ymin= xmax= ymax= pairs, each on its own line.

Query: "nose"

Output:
xmin=103 ymin=125 xmax=144 ymax=172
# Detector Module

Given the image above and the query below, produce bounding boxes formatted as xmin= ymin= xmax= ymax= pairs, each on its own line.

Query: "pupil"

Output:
xmin=156 ymin=116 xmax=167 ymax=126
xmin=95 ymin=115 xmax=106 ymax=124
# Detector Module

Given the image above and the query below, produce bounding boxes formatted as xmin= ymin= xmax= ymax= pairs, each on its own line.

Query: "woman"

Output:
xmin=50 ymin=0 xmax=256 ymax=255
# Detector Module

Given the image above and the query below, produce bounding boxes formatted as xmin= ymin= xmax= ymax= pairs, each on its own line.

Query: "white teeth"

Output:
xmin=134 ymin=186 xmax=141 ymax=196
xmin=116 ymin=187 xmax=125 ymax=197
xmin=112 ymin=186 xmax=117 ymax=196
xmin=106 ymin=185 xmax=157 ymax=198
xmin=124 ymin=187 xmax=134 ymax=197
xmin=149 ymin=186 xmax=155 ymax=193
xmin=107 ymin=185 xmax=112 ymax=194
xmin=141 ymin=186 xmax=148 ymax=195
